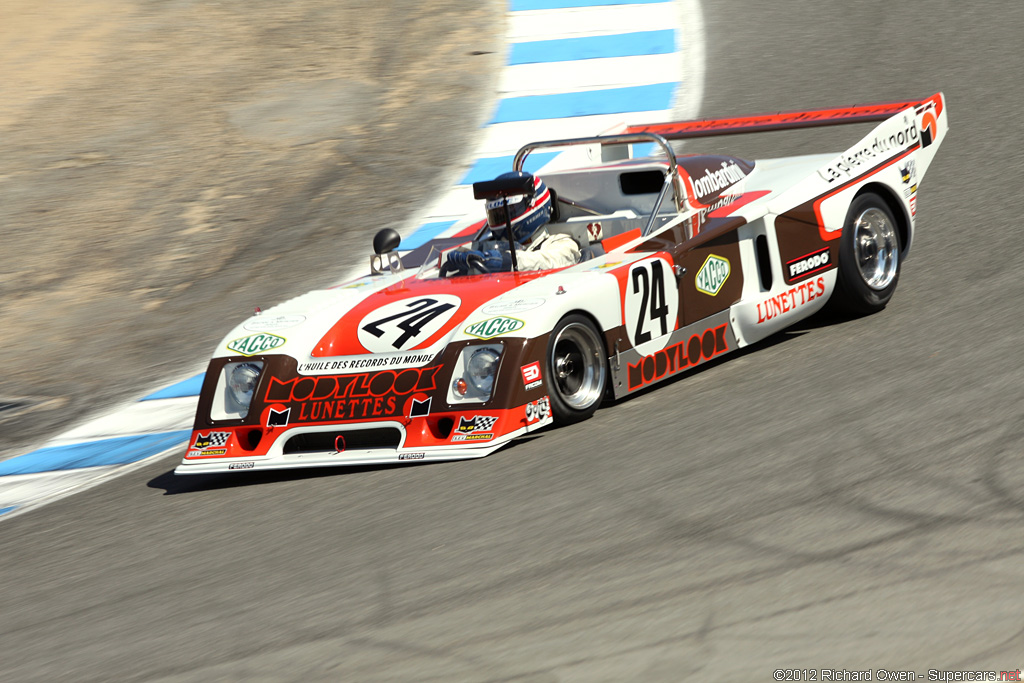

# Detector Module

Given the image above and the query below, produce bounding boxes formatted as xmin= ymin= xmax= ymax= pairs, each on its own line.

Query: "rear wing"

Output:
xmin=626 ymin=93 xmax=945 ymax=140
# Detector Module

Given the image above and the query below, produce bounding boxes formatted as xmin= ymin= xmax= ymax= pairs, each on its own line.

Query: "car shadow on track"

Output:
xmin=146 ymin=435 xmax=546 ymax=494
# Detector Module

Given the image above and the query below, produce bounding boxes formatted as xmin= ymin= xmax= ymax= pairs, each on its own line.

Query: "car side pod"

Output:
xmin=370 ymin=228 xmax=403 ymax=275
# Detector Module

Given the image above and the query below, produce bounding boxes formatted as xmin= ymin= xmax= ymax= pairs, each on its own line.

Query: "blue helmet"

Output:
xmin=484 ymin=172 xmax=553 ymax=243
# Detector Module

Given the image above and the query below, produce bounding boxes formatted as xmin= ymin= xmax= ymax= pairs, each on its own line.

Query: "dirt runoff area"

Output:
xmin=0 ymin=0 xmax=503 ymax=458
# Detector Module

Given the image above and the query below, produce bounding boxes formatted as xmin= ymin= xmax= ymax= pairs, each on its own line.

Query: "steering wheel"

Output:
xmin=440 ymin=252 xmax=488 ymax=278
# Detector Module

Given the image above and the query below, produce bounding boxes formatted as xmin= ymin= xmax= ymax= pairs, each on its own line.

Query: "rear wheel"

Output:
xmin=546 ymin=314 xmax=607 ymax=424
xmin=829 ymin=192 xmax=902 ymax=315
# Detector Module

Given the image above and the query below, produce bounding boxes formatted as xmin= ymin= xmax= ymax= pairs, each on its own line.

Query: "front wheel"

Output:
xmin=545 ymin=314 xmax=607 ymax=424
xmin=829 ymin=192 xmax=902 ymax=315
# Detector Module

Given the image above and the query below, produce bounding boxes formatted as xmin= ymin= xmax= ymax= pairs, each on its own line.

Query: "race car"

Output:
xmin=175 ymin=93 xmax=947 ymax=474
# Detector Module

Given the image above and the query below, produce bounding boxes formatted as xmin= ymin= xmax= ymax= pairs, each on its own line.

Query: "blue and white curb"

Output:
xmin=0 ymin=0 xmax=704 ymax=521
xmin=402 ymin=0 xmax=704 ymax=249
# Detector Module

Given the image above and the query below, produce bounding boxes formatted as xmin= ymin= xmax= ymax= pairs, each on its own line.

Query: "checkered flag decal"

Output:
xmin=194 ymin=431 xmax=230 ymax=448
xmin=473 ymin=416 xmax=498 ymax=431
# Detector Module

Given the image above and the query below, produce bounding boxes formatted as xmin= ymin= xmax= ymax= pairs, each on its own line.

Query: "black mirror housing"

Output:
xmin=373 ymin=228 xmax=401 ymax=255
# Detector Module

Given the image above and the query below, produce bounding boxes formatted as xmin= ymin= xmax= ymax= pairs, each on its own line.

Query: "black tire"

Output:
xmin=545 ymin=314 xmax=607 ymax=424
xmin=829 ymin=192 xmax=902 ymax=315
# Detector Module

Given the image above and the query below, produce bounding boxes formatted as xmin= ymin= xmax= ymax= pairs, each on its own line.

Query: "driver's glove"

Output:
xmin=481 ymin=249 xmax=511 ymax=271
xmin=447 ymin=249 xmax=483 ymax=267
xmin=447 ymin=249 xmax=511 ymax=272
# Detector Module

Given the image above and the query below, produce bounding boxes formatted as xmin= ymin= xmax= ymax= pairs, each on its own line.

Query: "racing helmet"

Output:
xmin=484 ymin=172 xmax=553 ymax=243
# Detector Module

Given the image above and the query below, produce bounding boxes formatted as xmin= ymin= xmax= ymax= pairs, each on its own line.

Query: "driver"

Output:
xmin=447 ymin=172 xmax=580 ymax=272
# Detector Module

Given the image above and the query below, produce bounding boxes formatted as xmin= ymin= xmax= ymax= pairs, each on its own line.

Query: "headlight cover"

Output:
xmin=448 ymin=344 xmax=503 ymax=404
xmin=466 ymin=348 xmax=500 ymax=394
xmin=228 ymin=362 xmax=263 ymax=409
xmin=211 ymin=360 xmax=265 ymax=420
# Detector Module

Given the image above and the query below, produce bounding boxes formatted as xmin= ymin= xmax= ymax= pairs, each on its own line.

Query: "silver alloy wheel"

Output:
xmin=853 ymin=207 xmax=899 ymax=290
xmin=551 ymin=321 xmax=604 ymax=410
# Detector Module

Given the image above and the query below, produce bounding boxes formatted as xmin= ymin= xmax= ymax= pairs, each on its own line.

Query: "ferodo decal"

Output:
xmin=357 ymin=295 xmax=461 ymax=353
xmin=695 ymin=255 xmax=730 ymax=296
xmin=786 ymin=248 xmax=831 ymax=282
xmin=464 ymin=316 xmax=524 ymax=340
xmin=228 ymin=462 xmax=255 ymax=470
xmin=263 ymin=366 xmax=442 ymax=422
xmin=525 ymin=397 xmax=551 ymax=424
xmin=627 ymin=323 xmax=728 ymax=391
xmin=227 ymin=333 xmax=285 ymax=356
xmin=451 ymin=415 xmax=498 ymax=442
xmin=756 ymin=277 xmax=826 ymax=323
xmin=624 ymin=257 xmax=679 ymax=354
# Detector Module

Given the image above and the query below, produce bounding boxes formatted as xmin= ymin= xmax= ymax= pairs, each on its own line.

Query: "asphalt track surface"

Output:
xmin=2 ymin=1 xmax=1024 ymax=681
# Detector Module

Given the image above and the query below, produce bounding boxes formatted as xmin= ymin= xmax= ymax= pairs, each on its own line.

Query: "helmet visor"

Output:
xmin=485 ymin=194 xmax=530 ymax=231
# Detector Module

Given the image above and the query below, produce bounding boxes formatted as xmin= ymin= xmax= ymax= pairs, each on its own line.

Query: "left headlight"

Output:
xmin=210 ymin=360 xmax=265 ymax=421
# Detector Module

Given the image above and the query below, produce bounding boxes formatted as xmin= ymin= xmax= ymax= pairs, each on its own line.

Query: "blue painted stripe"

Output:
xmin=141 ymin=372 xmax=205 ymax=401
xmin=402 ymin=221 xmax=458 ymax=250
xmin=0 ymin=431 xmax=192 ymax=476
xmin=511 ymin=0 xmax=669 ymax=10
xmin=459 ymin=152 xmax=561 ymax=185
xmin=490 ymin=82 xmax=677 ymax=123
xmin=0 ymin=506 xmax=16 ymax=516
xmin=509 ymin=30 xmax=675 ymax=65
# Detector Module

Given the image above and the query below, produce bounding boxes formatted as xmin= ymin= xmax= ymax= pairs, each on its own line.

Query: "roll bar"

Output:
xmin=513 ymin=132 xmax=682 ymax=235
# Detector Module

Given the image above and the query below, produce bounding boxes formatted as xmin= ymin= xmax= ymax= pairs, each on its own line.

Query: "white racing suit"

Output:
xmin=510 ymin=229 xmax=580 ymax=271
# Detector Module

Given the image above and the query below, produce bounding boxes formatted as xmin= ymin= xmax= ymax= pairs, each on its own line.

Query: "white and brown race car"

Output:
xmin=176 ymin=93 xmax=947 ymax=474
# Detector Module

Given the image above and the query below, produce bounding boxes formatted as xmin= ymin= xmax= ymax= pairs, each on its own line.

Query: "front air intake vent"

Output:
xmin=283 ymin=428 xmax=401 ymax=454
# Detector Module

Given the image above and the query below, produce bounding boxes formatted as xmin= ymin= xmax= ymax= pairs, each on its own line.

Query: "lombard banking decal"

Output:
xmin=464 ymin=316 xmax=524 ymax=340
xmin=695 ymin=255 xmax=730 ymax=296
xmin=227 ymin=332 xmax=286 ymax=356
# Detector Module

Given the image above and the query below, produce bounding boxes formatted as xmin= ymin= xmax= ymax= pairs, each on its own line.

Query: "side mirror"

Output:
xmin=370 ymin=228 xmax=404 ymax=276
xmin=373 ymin=228 xmax=401 ymax=255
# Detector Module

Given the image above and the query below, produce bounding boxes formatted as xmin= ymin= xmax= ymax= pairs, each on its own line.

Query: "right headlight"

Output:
xmin=228 ymin=362 xmax=263 ymax=409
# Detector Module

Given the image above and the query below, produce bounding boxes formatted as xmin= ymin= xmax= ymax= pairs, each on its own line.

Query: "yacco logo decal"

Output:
xmin=756 ymin=277 xmax=826 ymax=323
xmin=691 ymin=162 xmax=746 ymax=199
xmin=786 ymin=248 xmax=831 ymax=281
xmin=464 ymin=316 xmax=524 ymax=340
xmin=263 ymin=366 xmax=441 ymax=422
xmin=695 ymin=255 xmax=730 ymax=296
xmin=627 ymin=324 xmax=728 ymax=391
xmin=227 ymin=333 xmax=285 ymax=356
xmin=521 ymin=361 xmax=542 ymax=390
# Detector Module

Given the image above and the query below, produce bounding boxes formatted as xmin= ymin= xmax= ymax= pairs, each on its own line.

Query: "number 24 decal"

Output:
xmin=625 ymin=258 xmax=678 ymax=348
xmin=357 ymin=295 xmax=461 ymax=352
